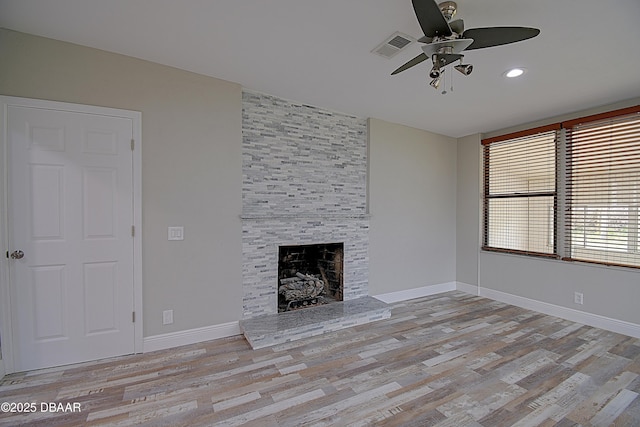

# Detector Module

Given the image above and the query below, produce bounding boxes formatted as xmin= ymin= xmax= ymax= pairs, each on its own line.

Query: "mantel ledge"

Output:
xmin=240 ymin=213 xmax=370 ymax=221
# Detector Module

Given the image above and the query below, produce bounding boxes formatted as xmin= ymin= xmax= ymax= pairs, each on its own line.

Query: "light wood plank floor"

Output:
xmin=1 ymin=291 xmax=639 ymax=426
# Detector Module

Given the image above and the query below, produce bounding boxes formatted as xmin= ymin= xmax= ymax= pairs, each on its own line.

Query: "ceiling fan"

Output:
xmin=392 ymin=0 xmax=540 ymax=89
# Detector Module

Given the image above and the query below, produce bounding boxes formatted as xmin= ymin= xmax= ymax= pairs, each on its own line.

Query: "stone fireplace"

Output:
xmin=239 ymin=91 xmax=390 ymax=348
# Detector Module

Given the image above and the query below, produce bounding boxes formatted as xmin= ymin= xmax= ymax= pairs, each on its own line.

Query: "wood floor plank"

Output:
xmin=1 ymin=291 xmax=639 ymax=426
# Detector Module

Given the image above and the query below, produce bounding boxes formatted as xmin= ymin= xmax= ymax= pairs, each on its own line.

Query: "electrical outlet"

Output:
xmin=163 ymin=309 xmax=174 ymax=325
xmin=574 ymin=292 xmax=584 ymax=305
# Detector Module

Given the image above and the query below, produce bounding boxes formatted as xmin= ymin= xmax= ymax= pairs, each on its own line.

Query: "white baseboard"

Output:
xmin=374 ymin=282 xmax=457 ymax=303
xmin=143 ymin=321 xmax=241 ymax=353
xmin=477 ymin=287 xmax=640 ymax=339
xmin=142 ymin=284 xmax=640 ymax=354
xmin=456 ymin=282 xmax=479 ymax=295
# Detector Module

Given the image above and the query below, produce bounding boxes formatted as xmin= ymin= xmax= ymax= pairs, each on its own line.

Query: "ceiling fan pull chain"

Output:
xmin=442 ymin=68 xmax=454 ymax=95
xmin=451 ymin=69 xmax=454 ymax=92
xmin=441 ymin=69 xmax=447 ymax=95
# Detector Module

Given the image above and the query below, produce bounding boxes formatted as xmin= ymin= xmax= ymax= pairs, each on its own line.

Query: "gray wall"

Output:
xmin=479 ymin=252 xmax=640 ymax=324
xmin=0 ymin=29 xmax=243 ymax=336
xmin=467 ymin=99 xmax=640 ymax=325
xmin=0 ymin=29 xmax=462 ymax=343
xmin=456 ymin=134 xmax=481 ymax=287
xmin=368 ymin=118 xmax=457 ymax=295
xmin=1 ymin=28 xmax=638 ymax=347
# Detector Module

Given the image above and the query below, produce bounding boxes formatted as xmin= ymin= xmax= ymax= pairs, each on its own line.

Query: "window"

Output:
xmin=564 ymin=107 xmax=640 ymax=267
xmin=482 ymin=105 xmax=640 ymax=269
xmin=482 ymin=125 xmax=560 ymax=256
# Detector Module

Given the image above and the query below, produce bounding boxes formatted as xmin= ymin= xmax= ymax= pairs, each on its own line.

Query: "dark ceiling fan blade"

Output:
xmin=391 ymin=53 xmax=429 ymax=75
xmin=449 ymin=19 xmax=464 ymax=35
xmin=462 ymin=27 xmax=540 ymax=50
xmin=412 ymin=0 xmax=452 ymax=38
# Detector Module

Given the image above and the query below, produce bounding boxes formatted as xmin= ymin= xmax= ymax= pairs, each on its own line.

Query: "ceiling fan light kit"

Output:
xmin=430 ymin=76 xmax=442 ymax=89
xmin=392 ymin=0 xmax=540 ymax=90
xmin=455 ymin=63 xmax=473 ymax=76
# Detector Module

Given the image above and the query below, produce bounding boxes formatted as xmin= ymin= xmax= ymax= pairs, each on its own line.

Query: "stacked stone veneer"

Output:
xmin=242 ymin=91 xmax=369 ymax=318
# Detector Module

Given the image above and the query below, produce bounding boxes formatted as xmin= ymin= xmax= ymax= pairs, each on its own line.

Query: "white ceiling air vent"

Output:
xmin=372 ymin=32 xmax=415 ymax=59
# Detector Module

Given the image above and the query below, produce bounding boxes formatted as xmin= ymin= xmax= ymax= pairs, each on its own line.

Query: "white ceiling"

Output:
xmin=1 ymin=0 xmax=639 ymax=138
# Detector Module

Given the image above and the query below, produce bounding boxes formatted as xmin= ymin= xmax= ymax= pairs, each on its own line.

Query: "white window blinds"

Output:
xmin=483 ymin=125 xmax=560 ymax=256
xmin=564 ymin=107 xmax=640 ymax=268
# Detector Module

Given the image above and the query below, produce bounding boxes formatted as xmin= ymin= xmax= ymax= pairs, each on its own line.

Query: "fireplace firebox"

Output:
xmin=277 ymin=243 xmax=344 ymax=312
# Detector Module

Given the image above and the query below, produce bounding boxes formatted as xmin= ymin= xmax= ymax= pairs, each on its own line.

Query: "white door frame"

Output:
xmin=0 ymin=96 xmax=143 ymax=374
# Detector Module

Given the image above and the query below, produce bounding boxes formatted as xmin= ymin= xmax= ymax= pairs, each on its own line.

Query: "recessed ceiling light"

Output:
xmin=504 ymin=68 xmax=526 ymax=78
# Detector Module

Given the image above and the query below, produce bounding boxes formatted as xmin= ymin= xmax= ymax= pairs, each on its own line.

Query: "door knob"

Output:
xmin=10 ymin=250 xmax=24 ymax=259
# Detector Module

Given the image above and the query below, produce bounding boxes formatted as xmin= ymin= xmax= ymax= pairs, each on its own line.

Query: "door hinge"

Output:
xmin=132 ymin=312 xmax=136 ymax=323
xmin=131 ymin=225 xmax=135 ymax=237
xmin=131 ymin=139 xmax=135 ymax=151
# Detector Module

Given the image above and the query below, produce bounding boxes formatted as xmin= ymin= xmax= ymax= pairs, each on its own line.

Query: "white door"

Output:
xmin=7 ymin=104 xmax=136 ymax=372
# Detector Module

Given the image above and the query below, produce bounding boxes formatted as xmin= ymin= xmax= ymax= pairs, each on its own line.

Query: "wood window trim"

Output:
xmin=482 ymin=123 xmax=561 ymax=145
xmin=562 ymin=105 xmax=640 ymax=129
xmin=482 ymin=246 xmax=561 ymax=259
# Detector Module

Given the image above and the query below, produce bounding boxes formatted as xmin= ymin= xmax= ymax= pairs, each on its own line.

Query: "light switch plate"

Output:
xmin=168 ymin=226 xmax=184 ymax=241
